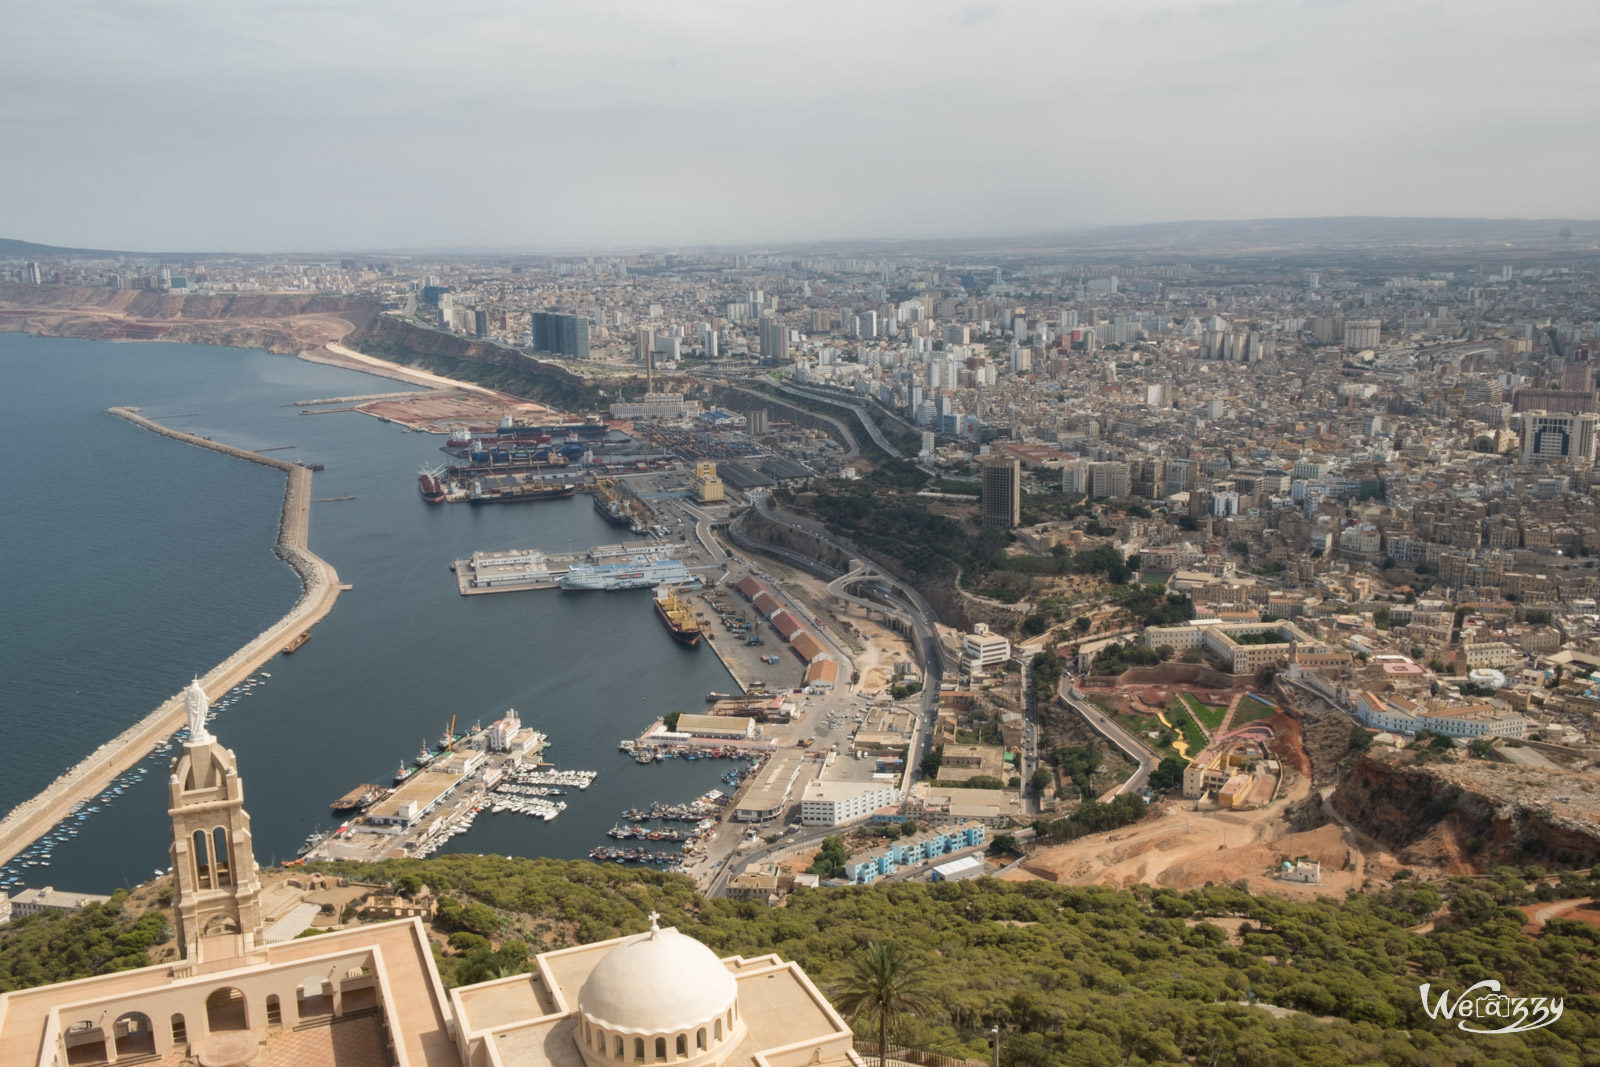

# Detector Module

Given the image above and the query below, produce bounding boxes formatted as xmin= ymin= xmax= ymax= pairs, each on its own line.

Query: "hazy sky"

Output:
xmin=4 ymin=0 xmax=1597 ymax=252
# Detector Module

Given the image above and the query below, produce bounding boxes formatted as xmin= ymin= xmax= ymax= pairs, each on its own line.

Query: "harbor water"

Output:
xmin=0 ymin=333 xmax=736 ymax=892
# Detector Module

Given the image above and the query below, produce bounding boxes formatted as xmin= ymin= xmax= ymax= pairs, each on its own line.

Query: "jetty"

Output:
xmin=0 ymin=408 xmax=346 ymax=869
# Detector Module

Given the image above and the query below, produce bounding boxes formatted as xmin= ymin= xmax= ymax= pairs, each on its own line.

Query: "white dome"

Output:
xmin=578 ymin=925 xmax=737 ymax=1034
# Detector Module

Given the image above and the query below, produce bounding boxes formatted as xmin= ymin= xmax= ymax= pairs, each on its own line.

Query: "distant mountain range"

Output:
xmin=4 ymin=216 xmax=1597 ymax=260
xmin=0 ymin=238 xmax=116 ymax=258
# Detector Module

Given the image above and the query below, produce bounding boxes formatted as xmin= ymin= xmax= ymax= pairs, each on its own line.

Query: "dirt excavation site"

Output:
xmin=1009 ymin=715 xmax=1410 ymax=900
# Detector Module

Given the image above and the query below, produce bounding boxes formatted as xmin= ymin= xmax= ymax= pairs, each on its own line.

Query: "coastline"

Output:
xmin=0 ymin=408 xmax=346 ymax=869
xmin=308 ymin=341 xmax=517 ymax=402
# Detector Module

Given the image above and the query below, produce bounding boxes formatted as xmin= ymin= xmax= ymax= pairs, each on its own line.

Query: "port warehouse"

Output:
xmin=732 ymin=576 xmax=839 ymax=680
xmin=732 ymin=751 xmax=811 ymax=823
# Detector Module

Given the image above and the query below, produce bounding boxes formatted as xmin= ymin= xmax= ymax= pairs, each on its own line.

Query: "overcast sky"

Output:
xmin=3 ymin=0 xmax=1597 ymax=252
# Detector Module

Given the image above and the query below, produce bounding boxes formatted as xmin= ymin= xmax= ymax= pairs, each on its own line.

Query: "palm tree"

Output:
xmin=832 ymin=942 xmax=935 ymax=1066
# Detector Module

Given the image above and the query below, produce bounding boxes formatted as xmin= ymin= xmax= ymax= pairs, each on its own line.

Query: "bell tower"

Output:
xmin=168 ymin=679 xmax=264 ymax=970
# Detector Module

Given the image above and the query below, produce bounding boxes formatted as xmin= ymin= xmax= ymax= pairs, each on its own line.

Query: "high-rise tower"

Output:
xmin=980 ymin=456 xmax=1021 ymax=528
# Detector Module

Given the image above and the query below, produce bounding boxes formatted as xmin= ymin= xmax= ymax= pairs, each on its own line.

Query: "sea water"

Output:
xmin=0 ymin=333 xmax=733 ymax=892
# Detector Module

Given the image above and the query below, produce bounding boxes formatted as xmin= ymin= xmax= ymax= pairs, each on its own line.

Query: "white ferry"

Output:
xmin=557 ymin=557 xmax=698 ymax=591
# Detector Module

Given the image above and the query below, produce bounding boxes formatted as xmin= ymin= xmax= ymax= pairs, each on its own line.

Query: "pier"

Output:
xmin=0 ymin=408 xmax=346 ymax=870
xmin=294 ymin=390 xmax=431 ymax=407
xmin=302 ymin=729 xmax=608 ymax=864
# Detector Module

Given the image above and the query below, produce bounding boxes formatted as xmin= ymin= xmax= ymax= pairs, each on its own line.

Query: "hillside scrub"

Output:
xmin=8 ymin=858 xmax=1600 ymax=1063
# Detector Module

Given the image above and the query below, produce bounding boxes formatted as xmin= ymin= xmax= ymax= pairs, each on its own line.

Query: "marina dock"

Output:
xmin=303 ymin=717 xmax=594 ymax=864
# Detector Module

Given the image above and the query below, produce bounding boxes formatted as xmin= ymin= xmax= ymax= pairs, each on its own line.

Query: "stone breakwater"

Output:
xmin=0 ymin=408 xmax=345 ymax=869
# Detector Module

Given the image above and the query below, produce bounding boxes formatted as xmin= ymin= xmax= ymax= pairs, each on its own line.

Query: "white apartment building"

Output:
xmin=799 ymin=781 xmax=897 ymax=827
xmin=1355 ymin=690 xmax=1527 ymax=739
xmin=960 ymin=624 xmax=1012 ymax=675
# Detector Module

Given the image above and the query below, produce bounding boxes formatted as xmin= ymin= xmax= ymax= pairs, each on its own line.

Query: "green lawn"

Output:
xmin=1230 ymin=695 xmax=1278 ymax=727
xmin=1164 ymin=703 xmax=1208 ymax=756
xmin=1092 ymin=695 xmax=1205 ymax=760
xmin=1177 ymin=692 xmax=1227 ymax=732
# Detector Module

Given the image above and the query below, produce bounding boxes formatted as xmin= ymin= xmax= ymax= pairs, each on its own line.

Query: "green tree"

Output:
xmin=662 ymin=711 xmax=682 ymax=732
xmin=1028 ymin=768 xmax=1053 ymax=796
xmin=808 ymin=836 xmax=848 ymax=879
xmin=1148 ymin=756 xmax=1187 ymax=790
xmin=831 ymin=942 xmax=935 ymax=1066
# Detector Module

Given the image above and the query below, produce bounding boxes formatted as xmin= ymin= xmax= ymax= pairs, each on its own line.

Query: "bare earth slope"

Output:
xmin=0 ymin=284 xmax=380 ymax=353
xmin=1330 ymin=747 xmax=1600 ymax=873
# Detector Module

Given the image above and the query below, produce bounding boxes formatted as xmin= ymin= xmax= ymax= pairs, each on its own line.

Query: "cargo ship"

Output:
xmin=281 ymin=631 xmax=311 ymax=654
xmin=467 ymin=478 xmax=577 ymax=505
xmin=445 ymin=417 xmax=607 ymax=450
xmin=559 ymin=557 xmax=697 ymax=591
xmin=446 ymin=442 xmax=568 ymax=468
xmin=653 ymin=584 xmax=703 ymax=647
xmin=594 ymin=495 xmax=632 ymax=525
xmin=418 ymin=465 xmax=447 ymax=504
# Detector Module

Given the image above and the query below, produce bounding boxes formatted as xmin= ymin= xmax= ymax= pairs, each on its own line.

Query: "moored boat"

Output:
xmin=418 ymin=465 xmax=447 ymax=504
xmin=652 ymin=584 xmax=702 ymax=647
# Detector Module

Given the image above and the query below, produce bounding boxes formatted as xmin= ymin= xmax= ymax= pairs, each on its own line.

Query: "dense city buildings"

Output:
xmin=8 ymin=216 xmax=1600 ymax=769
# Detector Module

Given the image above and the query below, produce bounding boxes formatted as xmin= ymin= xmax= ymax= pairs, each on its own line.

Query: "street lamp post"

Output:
xmin=989 ymin=1026 xmax=1000 ymax=1067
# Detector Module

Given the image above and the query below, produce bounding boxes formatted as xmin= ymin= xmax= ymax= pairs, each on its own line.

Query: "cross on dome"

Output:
xmin=647 ymin=910 xmax=661 ymax=936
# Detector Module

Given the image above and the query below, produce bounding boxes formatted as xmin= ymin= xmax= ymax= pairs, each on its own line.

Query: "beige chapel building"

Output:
xmin=0 ymin=681 xmax=861 ymax=1067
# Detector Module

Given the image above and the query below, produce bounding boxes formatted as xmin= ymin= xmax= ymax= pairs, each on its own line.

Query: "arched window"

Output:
xmin=714 ymin=1019 xmax=722 ymax=1041
xmin=634 ymin=1037 xmax=645 ymax=1061
xmin=697 ymin=1028 xmax=706 ymax=1050
xmin=192 ymin=829 xmax=211 ymax=889
xmin=265 ymin=995 xmax=282 ymax=1027
xmin=676 ymin=1033 xmax=687 ymax=1057
xmin=213 ymin=827 xmax=231 ymax=887
xmin=205 ymin=986 xmax=249 ymax=1032
xmin=615 ymin=1035 xmax=624 ymax=1059
xmin=112 ymin=1012 xmax=156 ymax=1059
xmin=655 ymin=1037 xmax=667 ymax=1061
xmin=170 ymin=1013 xmax=187 ymax=1046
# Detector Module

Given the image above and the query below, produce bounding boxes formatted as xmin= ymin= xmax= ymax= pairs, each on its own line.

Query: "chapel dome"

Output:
xmin=577 ymin=925 xmax=738 ymax=1034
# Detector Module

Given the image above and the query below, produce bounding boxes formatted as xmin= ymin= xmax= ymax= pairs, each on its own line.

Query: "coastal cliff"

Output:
xmin=347 ymin=316 xmax=600 ymax=409
xmin=0 ymin=284 xmax=380 ymax=353
xmin=1329 ymin=746 xmax=1600 ymax=872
